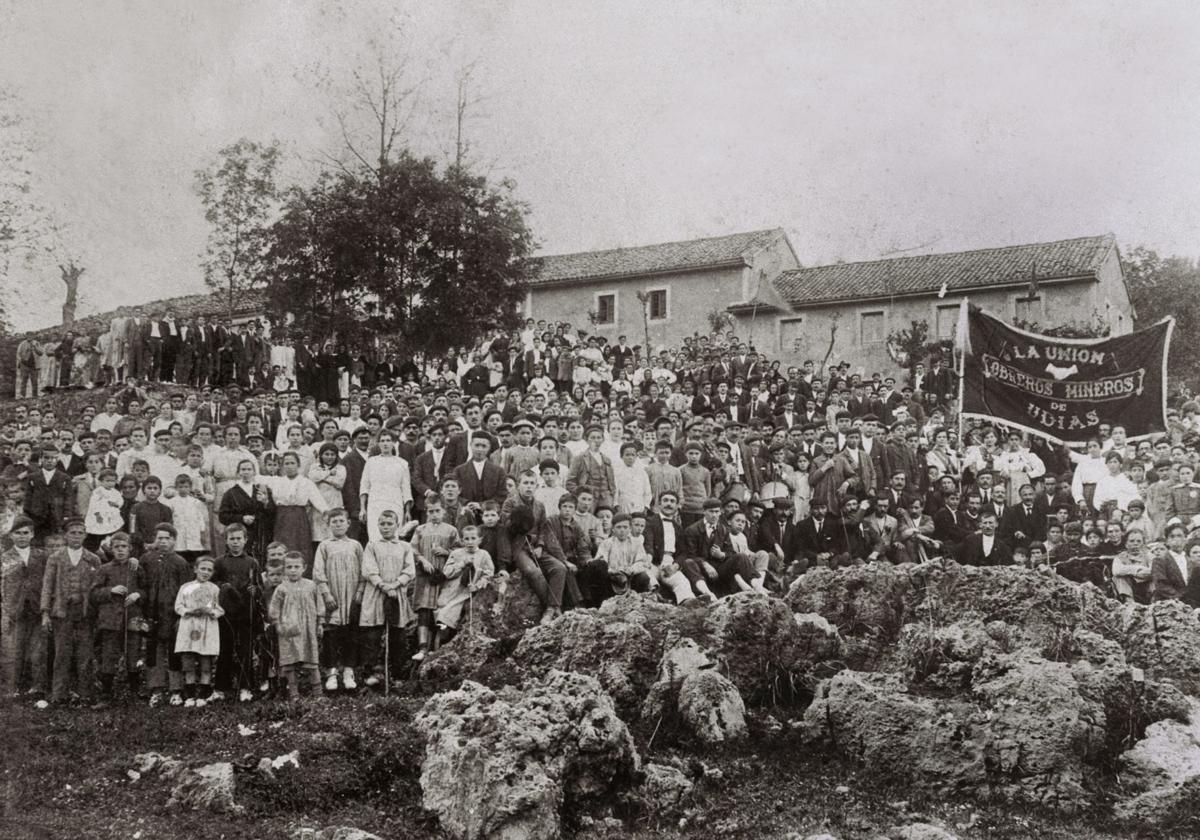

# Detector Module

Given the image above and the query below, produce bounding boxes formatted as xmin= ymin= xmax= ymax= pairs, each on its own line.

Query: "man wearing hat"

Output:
xmin=755 ymin=495 xmax=798 ymax=579
xmin=678 ymin=497 xmax=738 ymax=602
xmin=794 ymin=497 xmax=840 ymax=571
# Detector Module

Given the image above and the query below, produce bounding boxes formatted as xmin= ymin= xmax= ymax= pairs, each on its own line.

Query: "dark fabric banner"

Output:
xmin=959 ymin=304 xmax=1173 ymax=444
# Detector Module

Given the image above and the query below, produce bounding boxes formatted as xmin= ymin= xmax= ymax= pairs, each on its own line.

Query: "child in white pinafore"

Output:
xmin=174 ymin=555 xmax=223 ymax=708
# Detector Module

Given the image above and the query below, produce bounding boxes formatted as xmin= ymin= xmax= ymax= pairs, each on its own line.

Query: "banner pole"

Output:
xmin=955 ymin=299 xmax=968 ymax=447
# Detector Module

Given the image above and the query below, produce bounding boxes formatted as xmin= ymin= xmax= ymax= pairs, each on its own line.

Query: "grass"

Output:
xmin=0 ymin=692 xmax=1192 ymax=840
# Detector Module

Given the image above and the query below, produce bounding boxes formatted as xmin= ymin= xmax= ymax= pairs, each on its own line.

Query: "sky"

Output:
xmin=2 ymin=0 xmax=1199 ymax=330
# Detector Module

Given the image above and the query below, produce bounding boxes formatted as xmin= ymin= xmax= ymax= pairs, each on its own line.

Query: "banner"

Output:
xmin=958 ymin=303 xmax=1173 ymax=444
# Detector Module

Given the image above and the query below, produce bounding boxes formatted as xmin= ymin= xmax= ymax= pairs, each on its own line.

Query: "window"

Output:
xmin=595 ymin=292 xmax=616 ymax=326
xmin=1015 ymin=295 xmax=1042 ymax=324
xmin=647 ymin=288 xmax=669 ymax=321
xmin=779 ymin=317 xmax=804 ymax=352
xmin=860 ymin=310 xmax=885 ymax=344
xmin=935 ymin=304 xmax=959 ymax=340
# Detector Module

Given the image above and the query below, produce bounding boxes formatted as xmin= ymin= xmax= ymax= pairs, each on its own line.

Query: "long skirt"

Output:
xmin=275 ymin=505 xmax=314 ymax=574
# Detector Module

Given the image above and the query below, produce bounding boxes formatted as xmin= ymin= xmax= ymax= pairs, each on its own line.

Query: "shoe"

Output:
xmin=411 ymin=650 xmax=426 ymax=662
xmin=259 ymin=680 xmax=270 ymax=693
xmin=184 ymin=698 xmax=196 ymax=708
xmin=238 ymin=689 xmax=254 ymax=703
xmin=364 ymin=674 xmax=380 ymax=687
xmin=208 ymin=690 xmax=226 ymax=703
xmin=324 ymin=673 xmax=339 ymax=692
xmin=168 ymin=693 xmax=183 ymax=706
xmin=539 ymin=607 xmax=560 ymax=626
xmin=194 ymin=698 xmax=207 ymax=708
xmin=148 ymin=692 xmax=163 ymax=707
xmin=342 ymin=668 xmax=357 ymax=690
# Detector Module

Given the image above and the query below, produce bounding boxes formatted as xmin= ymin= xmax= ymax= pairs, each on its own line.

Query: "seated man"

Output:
xmin=678 ymin=497 xmax=757 ymax=601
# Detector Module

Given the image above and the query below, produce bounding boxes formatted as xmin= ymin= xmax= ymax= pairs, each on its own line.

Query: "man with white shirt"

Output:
xmin=146 ymin=310 xmax=165 ymax=382
xmin=1070 ymin=438 xmax=1109 ymax=515
xmin=1152 ymin=522 xmax=1200 ymax=604
xmin=413 ymin=423 xmax=451 ymax=520
xmin=958 ymin=511 xmax=1013 ymax=566
xmin=161 ymin=308 xmax=181 ymax=383
xmin=1 ymin=516 xmax=49 ymax=696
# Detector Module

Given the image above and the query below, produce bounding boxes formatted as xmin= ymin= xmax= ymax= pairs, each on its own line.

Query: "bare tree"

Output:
xmin=59 ymin=260 xmax=84 ymax=326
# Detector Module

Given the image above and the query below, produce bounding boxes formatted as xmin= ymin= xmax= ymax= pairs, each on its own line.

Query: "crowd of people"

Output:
xmin=3 ymin=309 xmax=1200 ymax=710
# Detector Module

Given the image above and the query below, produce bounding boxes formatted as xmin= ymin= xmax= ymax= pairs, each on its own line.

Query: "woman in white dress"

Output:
xmin=359 ymin=429 xmax=414 ymax=542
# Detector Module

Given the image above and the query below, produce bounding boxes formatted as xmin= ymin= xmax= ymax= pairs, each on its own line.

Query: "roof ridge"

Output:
xmin=779 ymin=233 xmax=1113 ymax=277
xmin=535 ymin=227 xmax=782 ymax=262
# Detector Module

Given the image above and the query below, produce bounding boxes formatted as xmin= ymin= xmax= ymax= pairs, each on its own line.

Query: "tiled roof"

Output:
xmin=8 ymin=290 xmax=267 ymax=340
xmin=772 ymin=234 xmax=1116 ymax=307
xmin=529 ymin=228 xmax=784 ymax=286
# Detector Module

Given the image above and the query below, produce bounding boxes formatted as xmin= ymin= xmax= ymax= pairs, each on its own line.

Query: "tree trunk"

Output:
xmin=59 ymin=262 xmax=84 ymax=326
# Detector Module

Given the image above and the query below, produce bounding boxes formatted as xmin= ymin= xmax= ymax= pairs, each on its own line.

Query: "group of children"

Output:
xmin=2 ymin=498 xmax=495 ymax=706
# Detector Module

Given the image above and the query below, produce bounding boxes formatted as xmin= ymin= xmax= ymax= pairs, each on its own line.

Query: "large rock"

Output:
xmin=677 ymin=669 xmax=748 ymax=743
xmin=415 ymin=671 xmax=639 ymax=840
xmin=167 ymin=761 xmax=241 ymax=814
xmin=803 ymin=670 xmax=987 ymax=795
xmin=641 ymin=633 xmax=713 ymax=720
xmin=625 ymin=762 xmax=694 ymax=815
xmin=703 ymin=592 xmax=825 ymax=704
xmin=465 ymin=571 xmax=544 ymax=639
xmin=1115 ymin=697 xmax=1200 ymax=824
xmin=892 ymin=825 xmax=960 ymax=840
xmin=418 ymin=632 xmax=502 ymax=684
xmin=513 ymin=610 xmax=657 ymax=714
xmin=969 ymin=653 xmax=1104 ymax=807
xmin=787 ymin=562 xmax=915 ymax=667
xmin=1118 ymin=599 xmax=1200 ymax=694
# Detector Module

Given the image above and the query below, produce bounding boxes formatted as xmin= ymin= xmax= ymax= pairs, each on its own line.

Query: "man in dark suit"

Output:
xmin=453 ymin=436 xmax=508 ymax=507
xmin=882 ymin=471 xmax=914 ymax=517
xmin=174 ymin=318 xmax=196 ymax=386
xmin=678 ymin=497 xmax=739 ymax=601
xmin=341 ymin=428 xmax=371 ymax=543
xmin=461 ymin=354 xmax=491 ymax=399
xmin=606 ymin=335 xmax=634 ymax=371
xmin=412 ymin=424 xmax=451 ymax=522
xmin=160 ymin=308 xmax=181 ymax=383
xmin=958 ymin=511 xmax=1013 ymax=566
xmin=144 ymin=311 xmax=165 ymax=381
xmin=192 ymin=315 xmax=212 ymax=387
xmin=753 ymin=497 xmax=799 ymax=576
xmin=1033 ymin=473 xmax=1074 ymax=521
xmin=1151 ymin=523 xmax=1200 ymax=604
xmin=794 ymin=499 xmax=843 ymax=570
xmin=445 ymin=404 xmax=496 ymax=468
xmin=196 ymin=390 xmax=234 ymax=427
xmin=23 ymin=447 xmax=72 ymax=543
xmin=642 ymin=490 xmax=684 ymax=567
xmin=997 ymin=483 xmax=1045 ymax=549
xmin=928 ymin=357 xmax=956 ymax=406
xmin=932 ymin=490 xmax=968 ymax=557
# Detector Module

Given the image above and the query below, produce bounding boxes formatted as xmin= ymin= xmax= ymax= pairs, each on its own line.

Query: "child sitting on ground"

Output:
xmin=268 ymin=550 xmax=324 ymax=701
xmin=174 ymin=555 xmax=223 ymax=707
xmin=436 ymin=524 xmax=495 ymax=642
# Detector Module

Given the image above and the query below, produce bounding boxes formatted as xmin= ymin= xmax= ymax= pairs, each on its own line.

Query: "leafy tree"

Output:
xmin=260 ymin=153 xmax=534 ymax=352
xmin=1123 ymin=245 xmax=1200 ymax=387
xmin=194 ymin=139 xmax=281 ymax=317
xmin=886 ymin=318 xmax=950 ymax=374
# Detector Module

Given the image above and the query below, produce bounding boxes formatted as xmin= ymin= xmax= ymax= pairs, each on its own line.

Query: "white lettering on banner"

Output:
xmin=981 ymin=355 xmax=1144 ymax=402
xmin=1026 ymin=403 xmax=1101 ymax=431
xmin=1008 ymin=345 xmax=1107 ymax=366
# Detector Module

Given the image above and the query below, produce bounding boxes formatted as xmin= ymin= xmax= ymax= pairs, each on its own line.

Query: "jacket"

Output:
xmin=89 ymin=559 xmax=146 ymax=631
xmin=957 ymin=534 xmax=1014 ymax=566
xmin=39 ymin=547 xmax=102 ymax=618
xmin=1151 ymin=554 xmax=1200 ymax=605
xmin=565 ymin=450 xmax=617 ymax=502
xmin=453 ymin=458 xmax=508 ymax=505
xmin=1 ymin=546 xmax=48 ymax=618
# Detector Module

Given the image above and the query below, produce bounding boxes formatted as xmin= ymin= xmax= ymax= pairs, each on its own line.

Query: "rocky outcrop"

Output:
xmin=625 ymin=762 xmax=694 ymax=815
xmin=678 ymin=669 xmax=748 ymax=743
xmin=418 ymin=632 xmax=502 ymax=684
xmin=415 ymin=670 xmax=639 ymax=840
xmin=1118 ymin=599 xmax=1200 ymax=695
xmin=465 ymin=572 xmax=544 ymax=639
xmin=291 ymin=828 xmax=384 ymax=840
xmin=641 ymin=634 xmax=712 ymax=720
xmin=513 ymin=610 xmax=657 ymax=714
xmin=1115 ymin=697 xmax=1200 ymax=824
xmin=167 ymin=761 xmax=241 ymax=814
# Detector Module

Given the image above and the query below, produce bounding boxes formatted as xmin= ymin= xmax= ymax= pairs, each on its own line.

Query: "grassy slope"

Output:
xmin=0 ymin=690 xmax=1189 ymax=840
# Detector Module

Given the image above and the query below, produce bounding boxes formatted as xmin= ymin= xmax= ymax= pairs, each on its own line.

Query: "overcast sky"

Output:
xmin=3 ymin=0 xmax=1199 ymax=330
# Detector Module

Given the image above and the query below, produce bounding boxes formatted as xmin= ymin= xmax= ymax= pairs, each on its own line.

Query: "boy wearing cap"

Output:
xmin=678 ymin=442 xmax=712 ymax=529
xmin=565 ymin=425 xmax=616 ymax=510
xmin=40 ymin=516 xmax=102 ymax=704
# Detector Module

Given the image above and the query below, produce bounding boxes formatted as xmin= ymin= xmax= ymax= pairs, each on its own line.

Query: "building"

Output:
xmin=525 ymin=229 xmax=799 ymax=350
xmin=732 ymin=234 xmax=1132 ymax=374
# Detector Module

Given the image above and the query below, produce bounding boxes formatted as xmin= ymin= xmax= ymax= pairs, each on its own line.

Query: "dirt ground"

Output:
xmin=0 ymin=689 xmax=1192 ymax=840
